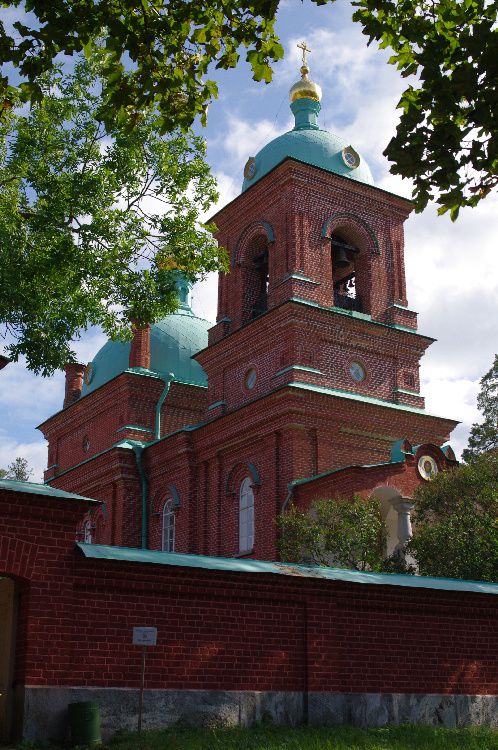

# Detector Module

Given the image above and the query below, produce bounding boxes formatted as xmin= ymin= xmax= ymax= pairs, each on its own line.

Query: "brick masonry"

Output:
xmin=38 ymin=158 xmax=458 ymax=558
xmin=0 ymin=488 xmax=496 ymax=739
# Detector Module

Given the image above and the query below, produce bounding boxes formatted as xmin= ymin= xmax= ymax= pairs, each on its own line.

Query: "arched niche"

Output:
xmin=322 ymin=213 xmax=379 ymax=315
xmin=232 ymin=221 xmax=276 ymax=268
xmin=233 ymin=222 xmax=276 ymax=324
xmin=226 ymin=461 xmax=261 ymax=496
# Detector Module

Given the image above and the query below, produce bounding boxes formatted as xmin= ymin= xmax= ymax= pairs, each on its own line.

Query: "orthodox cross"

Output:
xmin=297 ymin=41 xmax=311 ymax=67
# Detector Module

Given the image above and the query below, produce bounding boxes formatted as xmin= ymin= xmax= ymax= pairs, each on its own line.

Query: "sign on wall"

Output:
xmin=132 ymin=626 xmax=157 ymax=647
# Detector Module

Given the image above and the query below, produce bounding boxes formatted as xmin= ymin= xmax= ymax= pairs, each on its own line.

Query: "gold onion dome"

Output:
xmin=289 ymin=63 xmax=322 ymax=103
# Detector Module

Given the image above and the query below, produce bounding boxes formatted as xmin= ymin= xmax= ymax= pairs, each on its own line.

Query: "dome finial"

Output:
xmin=297 ymin=40 xmax=311 ymax=70
xmin=289 ymin=41 xmax=322 ymax=103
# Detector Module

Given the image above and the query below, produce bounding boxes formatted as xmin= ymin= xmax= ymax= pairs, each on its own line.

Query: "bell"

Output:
xmin=333 ymin=246 xmax=350 ymax=268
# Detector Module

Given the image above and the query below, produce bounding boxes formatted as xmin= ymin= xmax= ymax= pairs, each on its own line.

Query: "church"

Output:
xmin=40 ymin=52 xmax=459 ymax=559
xmin=1 ymin=52 xmax=496 ymax=743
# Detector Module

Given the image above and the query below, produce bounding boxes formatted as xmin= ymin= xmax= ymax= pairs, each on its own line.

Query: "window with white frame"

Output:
xmin=239 ymin=477 xmax=254 ymax=553
xmin=162 ymin=499 xmax=175 ymax=552
xmin=83 ymin=519 xmax=92 ymax=544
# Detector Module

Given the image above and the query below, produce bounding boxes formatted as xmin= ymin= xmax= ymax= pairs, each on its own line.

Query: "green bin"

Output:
xmin=68 ymin=701 xmax=102 ymax=745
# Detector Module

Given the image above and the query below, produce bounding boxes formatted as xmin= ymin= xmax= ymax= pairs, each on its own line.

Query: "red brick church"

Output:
xmin=40 ymin=56 xmax=458 ymax=560
xmin=1 ymin=55 xmax=496 ymax=742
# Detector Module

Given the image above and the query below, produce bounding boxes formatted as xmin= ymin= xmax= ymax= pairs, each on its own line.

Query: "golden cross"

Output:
xmin=297 ymin=41 xmax=311 ymax=66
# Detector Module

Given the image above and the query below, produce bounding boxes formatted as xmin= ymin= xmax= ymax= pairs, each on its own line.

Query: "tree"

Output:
xmin=0 ymin=457 xmax=33 ymax=481
xmin=462 ymin=355 xmax=498 ymax=463
xmin=0 ymin=2 xmax=496 ymax=216
xmin=278 ymin=495 xmax=406 ymax=573
xmin=407 ymin=452 xmax=498 ymax=583
xmin=353 ymin=0 xmax=498 ymax=219
xmin=0 ymin=52 xmax=226 ymax=374
xmin=0 ymin=0 xmax=284 ymax=132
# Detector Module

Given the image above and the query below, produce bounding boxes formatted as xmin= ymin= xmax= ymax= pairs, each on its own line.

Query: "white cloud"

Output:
xmin=191 ymin=272 xmax=218 ymax=324
xmin=422 ymin=375 xmax=481 ymax=459
xmin=0 ymin=330 xmax=108 ymax=478
xmin=0 ymin=360 xmax=63 ymax=422
xmin=217 ymin=114 xmax=290 ymax=167
xmin=0 ymin=431 xmax=47 ymax=483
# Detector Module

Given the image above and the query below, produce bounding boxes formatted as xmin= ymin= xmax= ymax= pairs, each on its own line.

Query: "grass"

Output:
xmin=104 ymin=724 xmax=498 ymax=750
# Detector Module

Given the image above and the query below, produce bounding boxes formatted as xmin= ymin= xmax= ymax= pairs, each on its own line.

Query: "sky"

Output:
xmin=1 ymin=0 xmax=497 ymax=481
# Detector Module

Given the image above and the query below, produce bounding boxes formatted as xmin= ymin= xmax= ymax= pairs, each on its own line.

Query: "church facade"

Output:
xmin=40 ymin=59 xmax=458 ymax=561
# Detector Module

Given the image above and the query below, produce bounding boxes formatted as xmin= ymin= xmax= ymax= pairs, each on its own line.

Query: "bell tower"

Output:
xmin=196 ymin=52 xmax=432 ymax=427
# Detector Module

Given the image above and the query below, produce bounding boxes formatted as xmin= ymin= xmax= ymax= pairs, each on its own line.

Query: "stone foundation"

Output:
xmin=22 ymin=688 xmax=498 ymax=741
xmin=309 ymin=692 xmax=498 ymax=729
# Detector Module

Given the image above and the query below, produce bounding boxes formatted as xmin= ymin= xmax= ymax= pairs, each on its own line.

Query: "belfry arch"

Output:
xmin=322 ymin=213 xmax=379 ymax=316
xmin=234 ymin=222 xmax=275 ymax=324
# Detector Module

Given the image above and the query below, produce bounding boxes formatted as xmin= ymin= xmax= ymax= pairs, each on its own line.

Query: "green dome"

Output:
xmin=81 ymin=306 xmax=210 ymax=396
xmin=242 ymin=98 xmax=374 ymax=192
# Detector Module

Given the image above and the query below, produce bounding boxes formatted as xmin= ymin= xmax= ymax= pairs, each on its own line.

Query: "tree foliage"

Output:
xmin=0 ymin=0 xmax=283 ymax=131
xmin=0 ymin=456 xmax=33 ymax=481
xmin=0 ymin=53 xmax=227 ymax=374
xmin=462 ymin=355 xmax=498 ymax=463
xmin=407 ymin=452 xmax=498 ymax=583
xmin=353 ymin=0 xmax=498 ymax=219
xmin=0 ymin=1 xmax=496 ymax=215
xmin=277 ymin=495 xmax=404 ymax=572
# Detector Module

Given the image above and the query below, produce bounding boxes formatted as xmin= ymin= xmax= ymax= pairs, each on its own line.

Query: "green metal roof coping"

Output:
xmin=145 ymin=421 xmax=205 ymax=448
xmin=277 ymin=273 xmax=320 ymax=286
xmin=76 ymin=543 xmax=498 ymax=596
xmin=208 ymin=400 xmax=227 ymax=411
xmin=290 ymin=297 xmax=436 ymax=340
xmin=116 ymin=424 xmax=153 ymax=433
xmin=274 ymin=365 xmax=323 ymax=377
xmin=289 ymin=381 xmax=458 ymax=421
xmin=44 ymin=438 xmax=146 ymax=483
xmin=289 ymin=458 xmax=404 ymax=489
xmin=1 ymin=478 xmax=99 ymax=503
xmin=125 ymin=367 xmax=162 ymax=379
xmin=388 ymin=303 xmax=416 ymax=312
xmin=37 ymin=369 xmax=206 ymax=430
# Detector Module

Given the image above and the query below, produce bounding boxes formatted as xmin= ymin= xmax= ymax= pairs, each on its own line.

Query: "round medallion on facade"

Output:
xmin=418 ymin=455 xmax=438 ymax=481
xmin=244 ymin=368 xmax=257 ymax=390
xmin=83 ymin=361 xmax=93 ymax=385
xmin=342 ymin=146 xmax=361 ymax=170
xmin=349 ymin=361 xmax=366 ymax=383
xmin=244 ymin=157 xmax=257 ymax=181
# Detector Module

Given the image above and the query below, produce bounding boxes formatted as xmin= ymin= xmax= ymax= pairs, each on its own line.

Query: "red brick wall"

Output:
xmin=1 ymin=489 xmax=496 ymax=699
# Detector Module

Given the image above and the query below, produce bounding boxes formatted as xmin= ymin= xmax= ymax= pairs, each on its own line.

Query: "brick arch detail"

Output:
xmin=151 ymin=484 xmax=181 ymax=516
xmin=232 ymin=221 xmax=276 ymax=267
xmin=0 ymin=534 xmax=39 ymax=581
xmin=226 ymin=461 xmax=262 ymax=496
xmin=321 ymin=212 xmax=380 ymax=255
xmin=78 ymin=503 xmax=107 ymax=544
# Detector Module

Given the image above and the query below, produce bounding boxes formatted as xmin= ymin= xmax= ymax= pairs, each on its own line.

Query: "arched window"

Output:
xmin=162 ymin=499 xmax=175 ymax=552
xmin=239 ymin=477 xmax=254 ymax=553
xmin=83 ymin=519 xmax=92 ymax=544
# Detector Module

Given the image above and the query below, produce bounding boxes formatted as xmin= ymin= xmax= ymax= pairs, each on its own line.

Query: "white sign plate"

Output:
xmin=133 ymin=627 xmax=157 ymax=646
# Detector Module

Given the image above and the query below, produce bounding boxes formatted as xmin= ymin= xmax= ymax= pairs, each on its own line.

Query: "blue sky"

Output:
xmin=1 ymin=0 xmax=497 ymax=479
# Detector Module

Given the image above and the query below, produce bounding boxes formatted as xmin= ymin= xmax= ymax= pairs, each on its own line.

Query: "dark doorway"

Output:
xmin=0 ymin=577 xmax=19 ymax=743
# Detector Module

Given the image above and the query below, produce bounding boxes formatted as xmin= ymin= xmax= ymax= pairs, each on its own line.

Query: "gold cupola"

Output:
xmin=289 ymin=42 xmax=322 ymax=103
